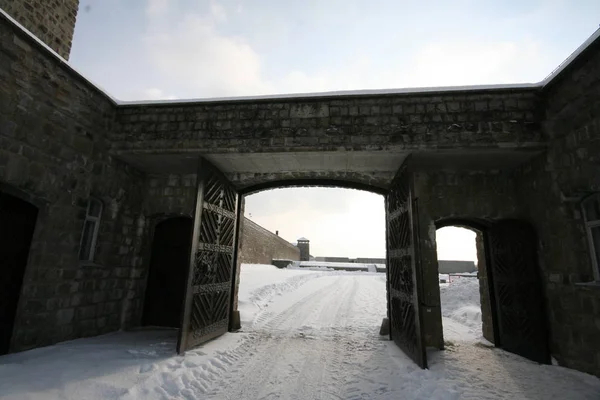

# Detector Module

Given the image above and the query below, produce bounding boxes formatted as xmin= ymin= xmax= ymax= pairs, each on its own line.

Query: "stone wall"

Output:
xmin=0 ymin=12 xmax=146 ymax=351
xmin=0 ymin=0 xmax=79 ymax=60
xmin=513 ymin=38 xmax=600 ymax=376
xmin=112 ymin=88 xmax=544 ymax=156
xmin=238 ymin=218 xmax=300 ymax=265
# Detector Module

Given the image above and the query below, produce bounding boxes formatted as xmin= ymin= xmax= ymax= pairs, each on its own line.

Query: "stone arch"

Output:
xmin=434 ymin=217 xmax=498 ymax=345
xmin=239 ymin=178 xmax=388 ymax=196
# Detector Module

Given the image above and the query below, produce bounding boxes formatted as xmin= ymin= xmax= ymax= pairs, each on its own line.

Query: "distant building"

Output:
xmin=355 ymin=257 xmax=386 ymax=264
xmin=437 ymin=260 xmax=477 ymax=274
xmin=314 ymin=256 xmax=386 ymax=264
xmin=297 ymin=237 xmax=310 ymax=261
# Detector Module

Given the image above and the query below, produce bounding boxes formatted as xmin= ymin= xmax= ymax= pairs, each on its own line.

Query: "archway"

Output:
xmin=142 ymin=217 xmax=193 ymax=328
xmin=435 ymin=224 xmax=496 ymax=345
xmin=0 ymin=191 xmax=38 ymax=355
xmin=434 ymin=218 xmax=550 ymax=364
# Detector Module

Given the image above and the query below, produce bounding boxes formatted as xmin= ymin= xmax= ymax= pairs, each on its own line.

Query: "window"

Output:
xmin=79 ymin=197 xmax=102 ymax=262
xmin=582 ymin=194 xmax=600 ymax=281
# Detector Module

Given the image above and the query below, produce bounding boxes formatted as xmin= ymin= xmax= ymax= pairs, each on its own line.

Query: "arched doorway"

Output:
xmin=434 ymin=218 xmax=550 ymax=364
xmin=0 ymin=191 xmax=38 ymax=355
xmin=142 ymin=217 xmax=193 ymax=328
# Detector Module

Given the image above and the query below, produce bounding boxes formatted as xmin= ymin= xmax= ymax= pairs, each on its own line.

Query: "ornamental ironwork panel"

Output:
xmin=488 ymin=220 xmax=550 ymax=364
xmin=385 ymin=156 xmax=427 ymax=369
xmin=177 ymin=158 xmax=239 ymax=353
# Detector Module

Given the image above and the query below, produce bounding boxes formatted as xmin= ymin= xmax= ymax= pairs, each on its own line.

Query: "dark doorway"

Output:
xmin=143 ymin=217 xmax=193 ymax=328
xmin=488 ymin=219 xmax=550 ymax=364
xmin=0 ymin=191 xmax=38 ymax=355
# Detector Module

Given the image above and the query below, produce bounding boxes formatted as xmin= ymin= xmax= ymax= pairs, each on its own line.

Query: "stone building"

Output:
xmin=238 ymin=218 xmax=300 ymax=265
xmin=1 ymin=0 xmax=599 ymax=377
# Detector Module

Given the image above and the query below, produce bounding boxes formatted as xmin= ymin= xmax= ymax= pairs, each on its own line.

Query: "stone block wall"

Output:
xmin=0 ymin=13 xmax=147 ymax=351
xmin=513 ymin=38 xmax=600 ymax=376
xmin=238 ymin=218 xmax=300 ymax=265
xmin=112 ymin=88 xmax=544 ymax=157
xmin=0 ymin=0 xmax=79 ymax=60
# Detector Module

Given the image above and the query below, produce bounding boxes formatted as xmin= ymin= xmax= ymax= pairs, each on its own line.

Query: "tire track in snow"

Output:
xmin=205 ymin=276 xmax=353 ymax=399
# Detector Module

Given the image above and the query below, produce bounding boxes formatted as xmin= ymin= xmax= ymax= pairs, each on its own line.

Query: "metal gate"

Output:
xmin=177 ymin=158 xmax=239 ymax=354
xmin=385 ymin=157 xmax=427 ymax=368
xmin=488 ymin=219 xmax=550 ymax=364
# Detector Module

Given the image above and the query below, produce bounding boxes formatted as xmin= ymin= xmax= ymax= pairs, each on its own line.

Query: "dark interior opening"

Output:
xmin=142 ymin=217 xmax=193 ymax=328
xmin=0 ymin=191 xmax=38 ymax=355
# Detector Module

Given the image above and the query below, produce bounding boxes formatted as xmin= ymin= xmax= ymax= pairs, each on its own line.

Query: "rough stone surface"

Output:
xmin=0 ymin=0 xmax=78 ymax=60
xmin=112 ymin=91 xmax=545 ymax=156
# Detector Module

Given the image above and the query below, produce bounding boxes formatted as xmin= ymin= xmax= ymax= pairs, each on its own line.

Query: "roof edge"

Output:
xmin=118 ymin=83 xmax=542 ymax=106
xmin=0 ymin=8 xmax=120 ymax=106
xmin=2 ymin=6 xmax=599 ymax=106
xmin=541 ymin=27 xmax=600 ymax=88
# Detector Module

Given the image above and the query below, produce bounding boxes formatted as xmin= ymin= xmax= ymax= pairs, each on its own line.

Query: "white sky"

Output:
xmin=66 ymin=0 xmax=600 ymax=259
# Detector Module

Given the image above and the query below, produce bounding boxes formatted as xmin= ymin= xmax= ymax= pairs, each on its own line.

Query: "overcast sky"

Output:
xmin=69 ymin=0 xmax=599 ymax=260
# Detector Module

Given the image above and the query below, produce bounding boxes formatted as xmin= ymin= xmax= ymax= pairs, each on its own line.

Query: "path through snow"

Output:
xmin=0 ymin=265 xmax=599 ymax=399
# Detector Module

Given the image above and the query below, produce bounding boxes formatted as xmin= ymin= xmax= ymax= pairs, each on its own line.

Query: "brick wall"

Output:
xmin=0 ymin=0 xmax=79 ymax=60
xmin=238 ymin=218 xmax=300 ymax=265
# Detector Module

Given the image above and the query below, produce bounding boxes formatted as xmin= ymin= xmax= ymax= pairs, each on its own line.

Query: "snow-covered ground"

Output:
xmin=440 ymin=275 xmax=484 ymax=342
xmin=1 ymin=265 xmax=599 ymax=399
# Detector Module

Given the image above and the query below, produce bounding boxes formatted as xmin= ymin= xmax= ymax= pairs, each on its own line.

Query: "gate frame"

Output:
xmin=434 ymin=217 xmax=501 ymax=347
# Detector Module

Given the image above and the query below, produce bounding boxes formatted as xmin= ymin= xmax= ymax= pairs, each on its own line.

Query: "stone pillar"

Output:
xmin=476 ymin=231 xmax=495 ymax=343
xmin=229 ymin=196 xmax=245 ymax=330
xmin=418 ymin=215 xmax=445 ymax=349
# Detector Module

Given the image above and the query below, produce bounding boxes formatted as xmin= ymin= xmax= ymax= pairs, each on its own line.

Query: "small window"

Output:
xmin=79 ymin=197 xmax=102 ymax=262
xmin=582 ymin=194 xmax=600 ymax=281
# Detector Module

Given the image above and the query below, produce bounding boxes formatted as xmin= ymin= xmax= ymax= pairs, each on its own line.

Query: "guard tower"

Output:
xmin=297 ymin=237 xmax=310 ymax=261
xmin=0 ymin=0 xmax=80 ymax=60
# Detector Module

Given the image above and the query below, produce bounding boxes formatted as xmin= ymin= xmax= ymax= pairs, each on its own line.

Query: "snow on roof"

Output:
xmin=118 ymin=83 xmax=541 ymax=106
xmin=297 ymin=237 xmax=309 ymax=241
xmin=541 ymin=27 xmax=600 ymax=87
xmin=2 ymin=7 xmax=600 ymax=106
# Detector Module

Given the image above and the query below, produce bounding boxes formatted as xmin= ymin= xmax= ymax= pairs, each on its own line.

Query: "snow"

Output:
xmin=1 ymin=264 xmax=599 ymax=399
xmin=541 ymin=27 xmax=600 ymax=87
xmin=117 ymin=83 xmax=542 ymax=106
xmin=440 ymin=275 xmax=484 ymax=342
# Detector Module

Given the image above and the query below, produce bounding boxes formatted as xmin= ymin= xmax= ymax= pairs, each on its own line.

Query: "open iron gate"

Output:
xmin=385 ymin=157 xmax=427 ymax=368
xmin=488 ymin=219 xmax=550 ymax=364
xmin=177 ymin=157 xmax=239 ymax=354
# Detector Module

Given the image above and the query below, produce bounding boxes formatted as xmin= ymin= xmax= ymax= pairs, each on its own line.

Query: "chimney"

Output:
xmin=276 ymin=230 xmax=279 ymax=236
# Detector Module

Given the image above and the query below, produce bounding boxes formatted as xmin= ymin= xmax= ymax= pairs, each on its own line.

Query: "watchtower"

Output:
xmin=297 ymin=237 xmax=310 ymax=261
